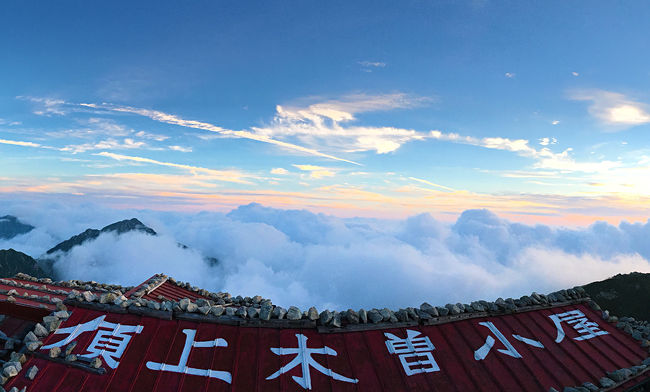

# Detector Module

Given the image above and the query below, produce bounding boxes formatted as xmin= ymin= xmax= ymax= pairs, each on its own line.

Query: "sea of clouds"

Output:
xmin=2 ymin=200 xmax=650 ymax=311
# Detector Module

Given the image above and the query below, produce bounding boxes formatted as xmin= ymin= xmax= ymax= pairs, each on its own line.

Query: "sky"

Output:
xmin=2 ymin=1 xmax=650 ymax=226
xmin=2 ymin=1 xmax=650 ymax=308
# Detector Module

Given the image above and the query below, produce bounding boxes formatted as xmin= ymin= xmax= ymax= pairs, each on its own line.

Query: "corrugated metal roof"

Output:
xmin=3 ymin=302 xmax=648 ymax=391
xmin=124 ymin=274 xmax=211 ymax=303
xmin=144 ymin=281 xmax=209 ymax=302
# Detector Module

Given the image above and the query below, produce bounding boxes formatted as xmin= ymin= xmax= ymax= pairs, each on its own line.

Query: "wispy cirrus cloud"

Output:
xmin=62 ymin=138 xmax=146 ymax=153
xmin=253 ymin=93 xmax=432 ymax=154
xmin=0 ymin=138 xmax=43 ymax=148
xmin=430 ymin=130 xmax=620 ymax=173
xmin=80 ymin=103 xmax=360 ymax=165
xmin=293 ymin=164 xmax=336 ymax=179
xmin=570 ymin=89 xmax=650 ymax=128
xmin=96 ymin=152 xmax=253 ymax=184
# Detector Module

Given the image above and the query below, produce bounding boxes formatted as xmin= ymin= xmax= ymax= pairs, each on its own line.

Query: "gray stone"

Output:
xmin=562 ymin=387 xmax=580 ymax=392
xmin=25 ymin=365 xmax=38 ymax=380
xmin=23 ymin=331 xmax=38 ymax=343
xmin=2 ymin=366 xmax=17 ymax=378
xmin=198 ymin=305 xmax=211 ymax=315
xmin=49 ymin=346 xmax=61 ymax=358
xmin=379 ymin=308 xmax=392 ymax=321
xmin=471 ymin=301 xmax=486 ymax=312
xmin=368 ymin=309 xmax=383 ymax=324
xmin=437 ymin=306 xmax=449 ymax=316
xmin=235 ymin=306 xmax=247 ymax=318
xmin=358 ymin=309 xmax=368 ymax=323
xmin=272 ymin=306 xmax=287 ymax=319
xmin=196 ymin=298 xmax=211 ymax=308
xmin=602 ymin=310 xmax=610 ymax=321
xmin=99 ymin=292 xmax=116 ymax=304
xmin=259 ymin=305 xmax=272 ymax=321
xmin=548 ymin=388 xmax=559 ymax=392
xmin=90 ymin=357 xmax=102 ymax=368
xmin=225 ymin=307 xmax=236 ymax=316
xmin=446 ymin=304 xmax=461 ymax=315
xmin=34 ymin=323 xmax=48 ymax=337
xmin=319 ymin=310 xmax=333 ymax=325
xmin=643 ymin=357 xmax=650 ymax=366
xmin=599 ymin=377 xmax=616 ymax=388
xmin=347 ymin=309 xmax=360 ymax=324
xmin=287 ymin=306 xmax=302 ymax=320
xmin=186 ymin=302 xmax=198 ymax=313
xmin=26 ymin=341 xmax=42 ymax=351
xmin=395 ymin=309 xmax=409 ymax=322
xmin=607 ymin=368 xmax=633 ymax=382
xmin=65 ymin=354 xmax=77 ymax=362
xmin=210 ymin=305 xmax=225 ymax=317
xmin=3 ymin=339 xmax=13 ymax=351
xmin=581 ymin=382 xmax=598 ymax=392
xmin=330 ymin=312 xmax=342 ymax=328
xmin=406 ymin=307 xmax=419 ymax=320
xmin=64 ymin=341 xmax=77 ymax=356
xmin=307 ymin=307 xmax=319 ymax=321
xmin=179 ymin=298 xmax=190 ymax=311
xmin=81 ymin=291 xmax=96 ymax=302
xmin=9 ymin=352 xmax=25 ymax=364
xmin=420 ymin=302 xmax=438 ymax=317
xmin=416 ymin=309 xmax=431 ymax=320
xmin=247 ymin=306 xmax=259 ymax=318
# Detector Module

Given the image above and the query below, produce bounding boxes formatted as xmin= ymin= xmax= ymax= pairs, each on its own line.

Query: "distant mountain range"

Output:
xmin=0 ymin=215 xmax=34 ymax=239
xmin=46 ymin=218 xmax=157 ymax=254
xmin=0 ymin=216 xmax=217 ymax=280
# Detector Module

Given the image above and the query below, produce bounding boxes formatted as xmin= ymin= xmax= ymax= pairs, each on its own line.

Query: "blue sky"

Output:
xmin=2 ymin=1 xmax=650 ymax=225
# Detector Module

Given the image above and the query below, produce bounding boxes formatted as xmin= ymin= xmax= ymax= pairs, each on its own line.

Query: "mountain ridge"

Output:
xmin=0 ymin=215 xmax=34 ymax=239
xmin=46 ymin=218 xmax=157 ymax=254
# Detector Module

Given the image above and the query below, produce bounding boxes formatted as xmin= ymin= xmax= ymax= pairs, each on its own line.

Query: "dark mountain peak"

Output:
xmin=46 ymin=218 xmax=156 ymax=255
xmin=0 ymin=215 xmax=35 ymax=239
xmin=582 ymin=271 xmax=650 ymax=322
xmin=101 ymin=218 xmax=157 ymax=236
xmin=0 ymin=248 xmax=47 ymax=278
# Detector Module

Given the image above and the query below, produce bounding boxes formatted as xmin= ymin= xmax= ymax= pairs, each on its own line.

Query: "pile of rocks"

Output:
xmin=13 ymin=273 xmax=131 ymax=295
xmin=553 ymin=357 xmax=650 ymax=391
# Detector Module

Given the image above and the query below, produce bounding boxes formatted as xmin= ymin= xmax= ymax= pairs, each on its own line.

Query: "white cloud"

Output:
xmin=505 ymin=72 xmax=515 ymax=78
xmin=551 ymin=120 xmax=560 ymax=126
xmin=96 ymin=152 xmax=253 ymax=184
xmin=572 ymin=72 xmax=580 ymax=77
xmin=62 ymin=138 xmax=146 ymax=153
xmin=293 ymin=164 xmax=336 ymax=179
xmin=570 ymin=89 xmax=650 ymax=128
xmin=270 ymin=168 xmax=289 ymax=175
xmin=358 ymin=61 xmax=386 ymax=68
xmin=1 ymin=202 xmax=649 ymax=310
xmin=253 ymin=94 xmax=432 ymax=154
xmin=0 ymin=138 xmax=42 ymax=148
xmin=430 ymin=130 xmax=620 ymax=173
xmin=169 ymin=145 xmax=192 ymax=153
xmin=408 ymin=177 xmax=455 ymax=192
xmin=539 ymin=137 xmax=557 ymax=146
xmin=82 ymin=102 xmax=359 ymax=165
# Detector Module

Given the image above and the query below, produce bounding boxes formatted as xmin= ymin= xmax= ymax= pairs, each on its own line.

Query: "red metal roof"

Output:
xmin=124 ymin=275 xmax=211 ymax=303
xmin=3 ymin=302 xmax=648 ymax=391
xmin=144 ymin=280 xmax=210 ymax=302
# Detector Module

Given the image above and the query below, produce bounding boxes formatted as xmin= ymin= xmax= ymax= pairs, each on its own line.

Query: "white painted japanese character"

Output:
xmin=266 ymin=334 xmax=358 ymax=390
xmin=549 ymin=309 xmax=609 ymax=343
xmin=474 ymin=321 xmax=544 ymax=361
xmin=146 ymin=329 xmax=232 ymax=384
xmin=384 ymin=329 xmax=440 ymax=376
xmin=41 ymin=315 xmax=143 ymax=369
